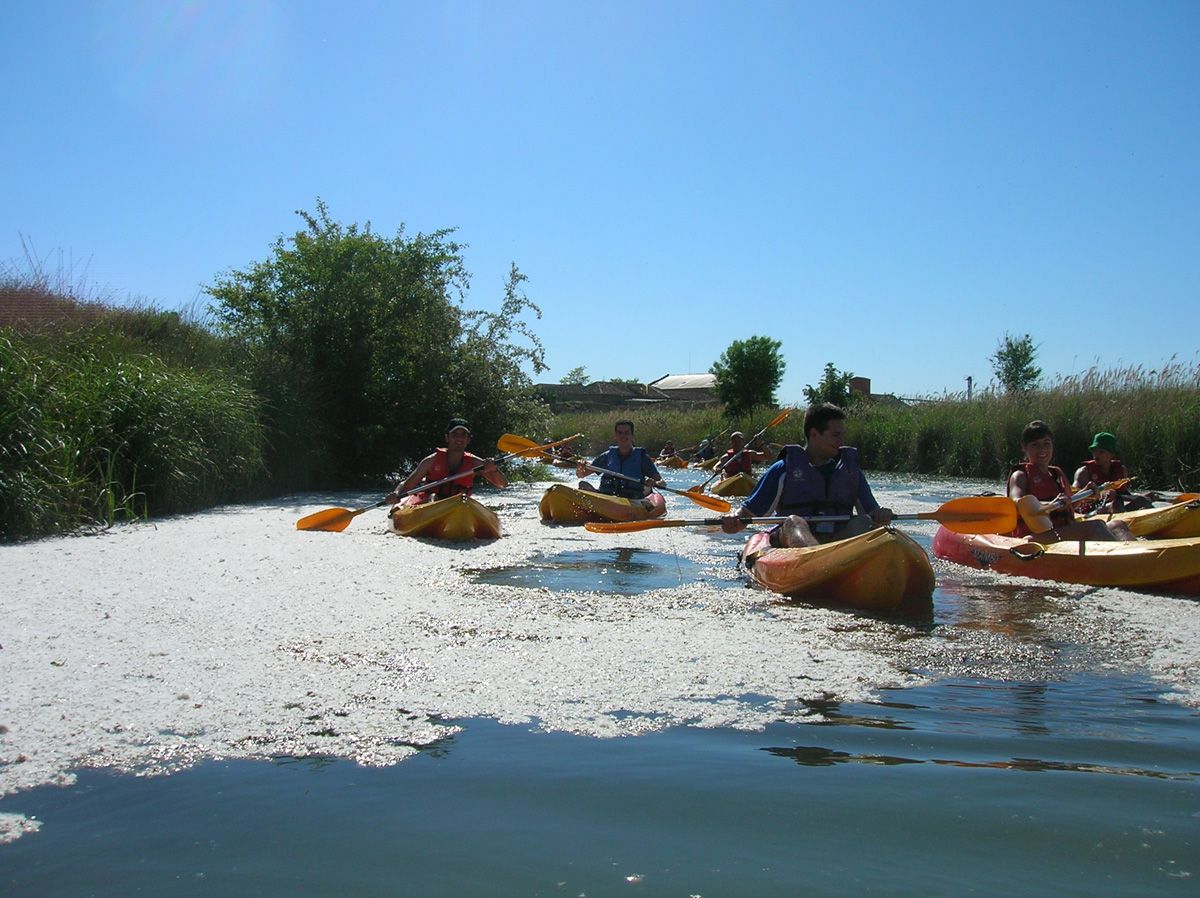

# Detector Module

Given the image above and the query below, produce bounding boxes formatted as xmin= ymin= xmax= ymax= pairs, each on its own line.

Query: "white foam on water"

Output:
xmin=2 ymin=477 xmax=1198 ymax=843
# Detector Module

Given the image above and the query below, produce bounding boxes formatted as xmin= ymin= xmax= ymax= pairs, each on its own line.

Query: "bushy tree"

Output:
xmin=991 ymin=333 xmax=1042 ymax=393
xmin=711 ymin=336 xmax=784 ymax=418
xmin=208 ymin=201 xmax=548 ymax=487
xmin=803 ymin=362 xmax=855 ymax=407
xmin=560 ymin=366 xmax=589 ymax=385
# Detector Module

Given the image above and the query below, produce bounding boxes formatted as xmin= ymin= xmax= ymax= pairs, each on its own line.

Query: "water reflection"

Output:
xmin=469 ymin=547 xmax=733 ymax=595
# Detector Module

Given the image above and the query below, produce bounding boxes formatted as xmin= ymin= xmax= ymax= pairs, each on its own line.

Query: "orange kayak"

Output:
xmin=1088 ymin=500 xmax=1200 ymax=539
xmin=388 ymin=494 xmax=501 ymax=540
xmin=932 ymin=525 xmax=1200 ymax=595
xmin=710 ymin=473 xmax=756 ymax=497
xmin=538 ymin=484 xmax=668 ymax=525
xmin=656 ymin=456 xmax=689 ymax=469
xmin=744 ymin=527 xmax=935 ymax=614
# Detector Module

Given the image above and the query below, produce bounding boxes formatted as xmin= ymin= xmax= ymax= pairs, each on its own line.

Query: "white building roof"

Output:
xmin=648 ymin=373 xmax=716 ymax=391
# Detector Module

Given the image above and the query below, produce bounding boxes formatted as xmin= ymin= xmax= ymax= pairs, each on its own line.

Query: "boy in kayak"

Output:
xmin=1009 ymin=420 xmax=1129 ymax=542
xmin=1072 ymin=431 xmax=1153 ymax=513
xmin=384 ymin=418 xmax=506 ymax=505
xmin=720 ymin=403 xmax=891 ymax=547
xmin=713 ymin=431 xmax=767 ymax=479
xmin=577 ymin=419 xmax=663 ymax=501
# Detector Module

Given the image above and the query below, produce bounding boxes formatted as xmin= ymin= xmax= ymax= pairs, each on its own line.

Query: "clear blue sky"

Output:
xmin=4 ymin=1 xmax=1197 ymax=403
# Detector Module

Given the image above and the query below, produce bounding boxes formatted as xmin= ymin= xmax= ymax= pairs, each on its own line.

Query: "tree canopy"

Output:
xmin=990 ymin=333 xmax=1042 ymax=393
xmin=803 ymin=362 xmax=855 ymax=407
xmin=710 ymin=336 xmax=785 ymax=418
xmin=207 ymin=201 xmax=550 ymax=487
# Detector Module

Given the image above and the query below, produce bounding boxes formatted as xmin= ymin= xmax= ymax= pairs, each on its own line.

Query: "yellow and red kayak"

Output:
xmin=656 ymin=455 xmax=689 ymax=469
xmin=743 ymin=527 xmax=935 ymax=614
xmin=1088 ymin=500 xmax=1200 ymax=540
xmin=710 ymin=473 xmax=756 ymax=497
xmin=932 ymin=525 xmax=1200 ymax=595
xmin=388 ymin=494 xmax=501 ymax=540
xmin=538 ymin=484 xmax=668 ymax=525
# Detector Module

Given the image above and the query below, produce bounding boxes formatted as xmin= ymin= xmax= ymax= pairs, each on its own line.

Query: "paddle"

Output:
xmin=689 ymin=409 xmax=790 ymax=494
xmin=583 ymin=495 xmax=1018 ymax=535
xmin=296 ymin=433 xmax=584 ymax=532
xmin=496 ymin=434 xmax=733 ymax=513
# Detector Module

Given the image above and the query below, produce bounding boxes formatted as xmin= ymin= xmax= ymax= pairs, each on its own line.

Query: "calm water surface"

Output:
xmin=3 ymin=473 xmax=1199 ymax=895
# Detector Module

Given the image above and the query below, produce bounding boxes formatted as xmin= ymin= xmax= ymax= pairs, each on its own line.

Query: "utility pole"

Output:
xmin=965 ymin=375 xmax=973 ymax=400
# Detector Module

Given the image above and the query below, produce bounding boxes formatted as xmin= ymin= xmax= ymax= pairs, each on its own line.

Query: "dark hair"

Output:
xmin=803 ymin=403 xmax=845 ymax=439
xmin=614 ymin=419 xmax=634 ymax=433
xmin=1021 ymin=419 xmax=1053 ymax=445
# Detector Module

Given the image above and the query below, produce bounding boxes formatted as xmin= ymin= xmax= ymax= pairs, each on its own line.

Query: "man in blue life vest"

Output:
xmin=719 ymin=402 xmax=892 ymax=547
xmin=577 ymin=419 xmax=663 ymax=500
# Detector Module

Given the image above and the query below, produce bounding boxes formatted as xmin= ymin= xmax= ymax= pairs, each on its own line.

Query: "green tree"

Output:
xmin=803 ymin=362 xmax=855 ymax=407
xmin=207 ymin=201 xmax=548 ymax=487
xmin=990 ymin=333 xmax=1042 ymax=393
xmin=560 ymin=366 xmax=590 ymax=385
xmin=710 ymin=336 xmax=784 ymax=418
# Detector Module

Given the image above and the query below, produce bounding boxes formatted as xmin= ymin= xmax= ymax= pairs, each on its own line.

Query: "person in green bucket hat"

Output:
xmin=1073 ymin=431 xmax=1154 ymax=512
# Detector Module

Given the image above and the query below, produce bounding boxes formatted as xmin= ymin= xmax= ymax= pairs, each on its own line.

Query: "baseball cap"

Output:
xmin=447 ymin=418 xmax=471 ymax=434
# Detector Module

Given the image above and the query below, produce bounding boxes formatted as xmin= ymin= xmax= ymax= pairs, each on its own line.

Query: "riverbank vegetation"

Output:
xmin=553 ymin=360 xmax=1200 ymax=492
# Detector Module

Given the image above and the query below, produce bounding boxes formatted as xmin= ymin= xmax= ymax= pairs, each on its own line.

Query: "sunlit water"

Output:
xmin=3 ymin=471 xmax=1198 ymax=895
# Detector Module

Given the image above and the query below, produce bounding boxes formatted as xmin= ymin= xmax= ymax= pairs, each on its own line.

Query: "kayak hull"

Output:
xmin=539 ymin=483 xmax=668 ymax=525
xmin=710 ymin=473 xmax=756 ymax=497
xmin=694 ymin=457 xmax=720 ymax=470
xmin=1093 ymin=500 xmax=1200 ymax=540
xmin=657 ymin=456 xmax=688 ymax=469
xmin=744 ymin=527 xmax=935 ymax=614
xmin=932 ymin=526 xmax=1200 ymax=595
xmin=388 ymin=494 xmax=501 ymax=540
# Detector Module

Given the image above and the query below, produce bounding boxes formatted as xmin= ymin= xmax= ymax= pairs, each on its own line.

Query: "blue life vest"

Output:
xmin=596 ymin=446 xmax=649 ymax=499
xmin=777 ymin=445 xmax=862 ymax=518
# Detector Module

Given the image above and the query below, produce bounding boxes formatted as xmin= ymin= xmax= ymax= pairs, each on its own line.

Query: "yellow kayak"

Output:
xmin=539 ymin=483 xmax=668 ymax=525
xmin=1089 ymin=500 xmax=1200 ymax=539
xmin=388 ymin=494 xmax=501 ymax=540
xmin=932 ymin=525 xmax=1200 ymax=595
xmin=710 ymin=473 xmax=756 ymax=497
xmin=694 ymin=456 xmax=720 ymax=470
xmin=744 ymin=527 xmax=935 ymax=614
xmin=656 ymin=455 xmax=689 ymax=469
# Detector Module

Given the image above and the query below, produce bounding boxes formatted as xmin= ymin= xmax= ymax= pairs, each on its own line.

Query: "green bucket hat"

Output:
xmin=1089 ymin=432 xmax=1118 ymax=452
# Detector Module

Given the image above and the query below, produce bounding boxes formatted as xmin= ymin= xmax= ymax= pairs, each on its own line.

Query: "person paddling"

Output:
xmin=384 ymin=418 xmax=506 ymax=506
xmin=1072 ymin=431 xmax=1153 ymax=513
xmin=577 ymin=419 xmax=663 ymax=503
xmin=1008 ymin=420 xmax=1129 ymax=542
xmin=719 ymin=402 xmax=892 ymax=547
xmin=713 ymin=431 xmax=767 ymax=479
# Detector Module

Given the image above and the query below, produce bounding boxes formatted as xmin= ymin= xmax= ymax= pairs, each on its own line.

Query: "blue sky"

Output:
xmin=4 ymin=0 xmax=1197 ymax=403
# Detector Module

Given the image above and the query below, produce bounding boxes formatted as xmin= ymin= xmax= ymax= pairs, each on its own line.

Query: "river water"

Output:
xmin=1 ymin=471 xmax=1198 ymax=895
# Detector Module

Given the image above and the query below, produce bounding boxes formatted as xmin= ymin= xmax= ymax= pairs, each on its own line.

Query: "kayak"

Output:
xmin=539 ymin=483 xmax=668 ymax=525
xmin=1088 ymin=500 xmax=1200 ymax=540
xmin=710 ymin=473 xmax=756 ymax=497
xmin=743 ymin=527 xmax=935 ymax=614
xmin=932 ymin=526 xmax=1200 ymax=596
xmin=388 ymin=494 xmax=501 ymax=540
xmin=694 ymin=456 xmax=720 ymax=470
xmin=657 ymin=456 xmax=689 ymax=469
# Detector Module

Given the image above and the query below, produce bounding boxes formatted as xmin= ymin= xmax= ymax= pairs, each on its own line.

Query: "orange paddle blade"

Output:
xmin=678 ymin=489 xmax=731 ymax=513
xmin=916 ymin=495 xmax=1016 ymax=534
xmin=296 ymin=507 xmax=358 ymax=532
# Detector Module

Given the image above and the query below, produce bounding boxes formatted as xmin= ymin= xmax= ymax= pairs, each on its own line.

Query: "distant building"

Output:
xmin=647 ymin=373 xmax=719 ymax=404
xmin=535 ymin=380 xmax=670 ymax=412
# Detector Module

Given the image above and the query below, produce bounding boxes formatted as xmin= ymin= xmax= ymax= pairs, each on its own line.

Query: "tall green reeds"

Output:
xmin=1 ymin=313 xmax=264 ymax=541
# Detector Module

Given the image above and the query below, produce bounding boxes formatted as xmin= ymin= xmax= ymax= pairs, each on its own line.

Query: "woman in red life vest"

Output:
xmin=1072 ymin=431 xmax=1153 ymax=513
xmin=384 ymin=418 xmax=506 ymax=506
xmin=1008 ymin=420 xmax=1129 ymax=542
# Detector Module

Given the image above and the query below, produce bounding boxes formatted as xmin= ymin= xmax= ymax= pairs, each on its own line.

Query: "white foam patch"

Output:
xmin=2 ymin=477 xmax=1198 ymax=840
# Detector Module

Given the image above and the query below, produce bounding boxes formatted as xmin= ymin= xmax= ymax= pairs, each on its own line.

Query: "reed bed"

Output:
xmin=551 ymin=360 xmax=1200 ymax=491
xmin=1 ymin=317 xmax=264 ymax=541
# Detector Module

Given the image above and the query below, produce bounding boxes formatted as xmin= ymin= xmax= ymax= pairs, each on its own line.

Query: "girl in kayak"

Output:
xmin=1009 ymin=420 xmax=1130 ymax=542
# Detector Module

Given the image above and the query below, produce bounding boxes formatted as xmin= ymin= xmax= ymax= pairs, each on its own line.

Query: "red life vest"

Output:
xmin=1078 ymin=458 xmax=1128 ymax=489
xmin=720 ymin=448 xmax=754 ymax=477
xmin=1012 ymin=463 xmax=1073 ymax=535
xmin=422 ymin=448 xmax=482 ymax=499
